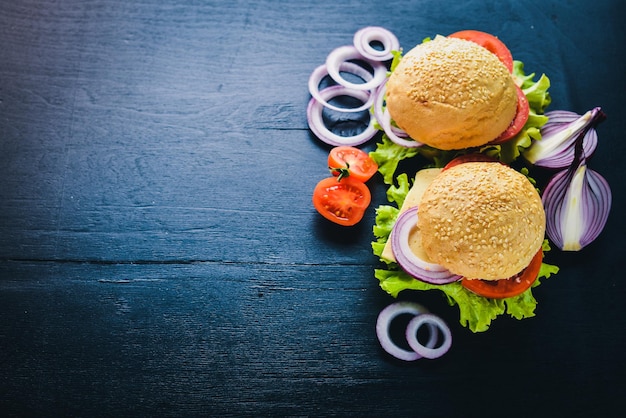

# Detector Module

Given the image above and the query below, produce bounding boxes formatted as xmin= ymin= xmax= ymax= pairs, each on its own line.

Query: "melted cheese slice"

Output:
xmin=381 ymin=167 xmax=442 ymax=263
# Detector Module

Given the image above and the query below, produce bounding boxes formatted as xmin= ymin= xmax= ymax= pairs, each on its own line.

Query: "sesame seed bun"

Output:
xmin=386 ymin=35 xmax=518 ymax=150
xmin=417 ymin=162 xmax=545 ymax=280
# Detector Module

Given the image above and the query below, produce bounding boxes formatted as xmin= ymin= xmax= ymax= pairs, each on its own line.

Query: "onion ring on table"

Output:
xmin=353 ymin=26 xmax=400 ymax=61
xmin=375 ymin=301 xmax=437 ymax=361
xmin=306 ymin=85 xmax=377 ymax=147
xmin=325 ymin=45 xmax=388 ymax=91
xmin=390 ymin=207 xmax=461 ymax=284
xmin=308 ymin=61 xmax=376 ymax=113
xmin=405 ymin=313 xmax=452 ymax=359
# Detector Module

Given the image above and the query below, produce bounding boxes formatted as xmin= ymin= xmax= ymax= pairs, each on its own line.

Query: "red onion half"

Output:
xmin=390 ymin=207 xmax=461 ymax=284
xmin=523 ymin=107 xmax=604 ymax=168
xmin=543 ymin=160 xmax=612 ymax=251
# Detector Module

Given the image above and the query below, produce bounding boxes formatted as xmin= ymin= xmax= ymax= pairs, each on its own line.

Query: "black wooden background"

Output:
xmin=2 ymin=0 xmax=625 ymax=416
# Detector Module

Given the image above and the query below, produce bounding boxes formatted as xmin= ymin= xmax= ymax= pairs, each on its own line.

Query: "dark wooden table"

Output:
xmin=2 ymin=0 xmax=625 ymax=416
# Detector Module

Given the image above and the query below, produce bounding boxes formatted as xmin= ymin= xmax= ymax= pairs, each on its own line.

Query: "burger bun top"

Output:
xmin=386 ymin=35 xmax=518 ymax=150
xmin=417 ymin=162 xmax=545 ymax=280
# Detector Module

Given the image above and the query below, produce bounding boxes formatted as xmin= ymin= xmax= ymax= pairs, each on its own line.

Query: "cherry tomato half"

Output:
xmin=448 ymin=30 xmax=514 ymax=73
xmin=328 ymin=146 xmax=378 ymax=183
xmin=312 ymin=176 xmax=371 ymax=226
xmin=443 ymin=153 xmax=500 ymax=171
xmin=461 ymin=248 xmax=543 ymax=299
xmin=489 ymin=85 xmax=530 ymax=144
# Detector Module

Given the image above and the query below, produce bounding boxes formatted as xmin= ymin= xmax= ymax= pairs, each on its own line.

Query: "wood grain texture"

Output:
xmin=2 ymin=0 xmax=626 ymax=416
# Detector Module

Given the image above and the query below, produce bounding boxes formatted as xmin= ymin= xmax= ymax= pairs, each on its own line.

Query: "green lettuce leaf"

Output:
xmin=373 ymin=251 xmax=559 ymax=333
xmin=369 ymin=135 xmax=421 ymax=185
xmin=482 ymin=61 xmax=552 ymax=163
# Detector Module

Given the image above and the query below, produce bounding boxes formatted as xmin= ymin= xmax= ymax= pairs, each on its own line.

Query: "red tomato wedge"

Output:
xmin=312 ymin=177 xmax=371 ymax=226
xmin=489 ymin=85 xmax=530 ymax=144
xmin=461 ymin=248 xmax=543 ymax=299
xmin=443 ymin=153 xmax=499 ymax=171
xmin=328 ymin=146 xmax=378 ymax=183
xmin=448 ymin=30 xmax=513 ymax=73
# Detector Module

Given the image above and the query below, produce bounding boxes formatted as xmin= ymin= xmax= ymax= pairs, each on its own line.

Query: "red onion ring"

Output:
xmin=373 ymin=79 xmax=411 ymax=138
xmin=306 ymin=85 xmax=377 ymax=147
xmin=325 ymin=45 xmax=388 ymax=91
xmin=373 ymin=77 xmax=421 ymax=147
xmin=543 ymin=110 xmax=580 ymax=124
xmin=405 ymin=313 xmax=452 ymax=359
xmin=308 ymin=61 xmax=376 ymax=113
xmin=390 ymin=207 xmax=461 ymax=284
xmin=353 ymin=26 xmax=400 ymax=61
xmin=375 ymin=302 xmax=437 ymax=361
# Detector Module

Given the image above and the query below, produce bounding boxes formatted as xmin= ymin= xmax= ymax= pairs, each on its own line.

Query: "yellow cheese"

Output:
xmin=381 ymin=167 xmax=442 ymax=263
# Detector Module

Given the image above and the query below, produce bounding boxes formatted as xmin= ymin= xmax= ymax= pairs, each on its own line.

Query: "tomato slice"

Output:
xmin=489 ymin=85 xmax=530 ymax=144
xmin=461 ymin=248 xmax=543 ymax=299
xmin=448 ymin=30 xmax=513 ymax=73
xmin=312 ymin=177 xmax=371 ymax=226
xmin=328 ymin=146 xmax=378 ymax=183
xmin=442 ymin=153 xmax=499 ymax=171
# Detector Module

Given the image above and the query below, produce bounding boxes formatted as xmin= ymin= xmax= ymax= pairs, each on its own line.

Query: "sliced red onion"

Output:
xmin=523 ymin=107 xmax=605 ymax=168
xmin=308 ymin=61 xmax=375 ymax=113
xmin=390 ymin=207 xmax=461 ymax=284
xmin=541 ymin=110 xmax=580 ymax=124
xmin=380 ymin=106 xmax=423 ymax=148
xmin=353 ymin=26 xmax=400 ymax=61
xmin=325 ymin=45 xmax=388 ymax=91
xmin=306 ymin=85 xmax=377 ymax=147
xmin=372 ymin=79 xmax=412 ymax=139
xmin=375 ymin=302 xmax=437 ymax=361
xmin=543 ymin=161 xmax=612 ymax=251
xmin=406 ymin=313 xmax=452 ymax=359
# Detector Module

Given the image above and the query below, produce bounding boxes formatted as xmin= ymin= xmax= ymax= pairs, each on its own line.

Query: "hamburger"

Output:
xmin=417 ymin=161 xmax=545 ymax=280
xmin=381 ymin=159 xmax=545 ymax=281
xmin=375 ymin=158 xmax=555 ymax=333
xmin=385 ymin=35 xmax=518 ymax=150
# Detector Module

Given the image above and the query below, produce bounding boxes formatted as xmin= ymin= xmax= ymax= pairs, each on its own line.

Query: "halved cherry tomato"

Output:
xmin=461 ymin=248 xmax=543 ymax=299
xmin=328 ymin=146 xmax=378 ymax=183
xmin=312 ymin=176 xmax=371 ymax=226
xmin=448 ymin=30 xmax=514 ymax=73
xmin=489 ymin=85 xmax=530 ymax=144
xmin=443 ymin=153 xmax=499 ymax=171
